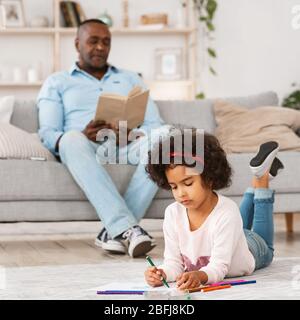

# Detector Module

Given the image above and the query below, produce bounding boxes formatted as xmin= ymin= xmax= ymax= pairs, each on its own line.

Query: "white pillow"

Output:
xmin=0 ymin=123 xmax=55 ymax=161
xmin=0 ymin=96 xmax=15 ymax=123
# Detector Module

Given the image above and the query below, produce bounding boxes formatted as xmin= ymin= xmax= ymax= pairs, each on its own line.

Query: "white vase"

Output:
xmin=176 ymin=7 xmax=186 ymax=28
xmin=27 ymin=67 xmax=39 ymax=83
xmin=30 ymin=16 xmax=50 ymax=28
xmin=0 ymin=4 xmax=6 ymax=29
xmin=13 ymin=67 xmax=26 ymax=83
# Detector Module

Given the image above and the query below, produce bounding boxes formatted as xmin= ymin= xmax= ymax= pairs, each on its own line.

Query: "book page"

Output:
xmin=128 ymin=86 xmax=142 ymax=97
xmin=94 ymin=96 xmax=126 ymax=127
xmin=94 ymin=86 xmax=149 ymax=129
xmin=126 ymin=90 xmax=149 ymax=129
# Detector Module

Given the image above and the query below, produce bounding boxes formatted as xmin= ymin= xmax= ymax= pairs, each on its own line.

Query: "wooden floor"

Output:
xmin=0 ymin=214 xmax=299 ymax=268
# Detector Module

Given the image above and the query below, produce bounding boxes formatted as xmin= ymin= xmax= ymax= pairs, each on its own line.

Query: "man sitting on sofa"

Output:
xmin=37 ymin=19 xmax=170 ymax=258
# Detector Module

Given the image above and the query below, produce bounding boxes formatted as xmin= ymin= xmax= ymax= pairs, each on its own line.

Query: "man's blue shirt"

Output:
xmin=37 ymin=64 xmax=164 ymax=154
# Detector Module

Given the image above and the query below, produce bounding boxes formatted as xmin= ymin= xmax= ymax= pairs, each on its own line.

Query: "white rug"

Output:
xmin=0 ymin=257 xmax=300 ymax=300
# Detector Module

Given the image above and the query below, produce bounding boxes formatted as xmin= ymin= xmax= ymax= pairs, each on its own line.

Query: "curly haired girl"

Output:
xmin=144 ymin=128 xmax=283 ymax=290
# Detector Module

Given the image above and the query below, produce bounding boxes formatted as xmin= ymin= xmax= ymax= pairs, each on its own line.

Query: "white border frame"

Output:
xmin=1 ymin=0 xmax=25 ymax=27
xmin=154 ymin=47 xmax=184 ymax=81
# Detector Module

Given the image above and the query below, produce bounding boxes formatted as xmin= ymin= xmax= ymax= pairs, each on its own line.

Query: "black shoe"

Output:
xmin=250 ymin=141 xmax=279 ymax=178
xmin=117 ymin=226 xmax=154 ymax=258
xmin=95 ymin=228 xmax=126 ymax=254
xmin=269 ymin=157 xmax=284 ymax=178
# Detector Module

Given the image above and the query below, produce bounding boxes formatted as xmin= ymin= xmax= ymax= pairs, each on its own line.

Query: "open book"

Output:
xmin=94 ymin=86 xmax=149 ymax=129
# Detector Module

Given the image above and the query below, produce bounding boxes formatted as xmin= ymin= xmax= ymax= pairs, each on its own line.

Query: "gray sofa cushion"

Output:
xmin=0 ymin=160 xmax=135 ymax=201
xmin=11 ymin=99 xmax=38 ymax=133
xmin=157 ymin=100 xmax=217 ymax=133
xmin=0 ymin=198 xmax=176 ymax=221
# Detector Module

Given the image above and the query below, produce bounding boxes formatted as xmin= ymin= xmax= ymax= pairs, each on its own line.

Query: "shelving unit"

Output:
xmin=0 ymin=0 xmax=198 ymax=100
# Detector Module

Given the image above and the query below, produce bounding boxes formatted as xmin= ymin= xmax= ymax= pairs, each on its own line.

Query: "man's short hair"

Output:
xmin=77 ymin=19 xmax=108 ymax=36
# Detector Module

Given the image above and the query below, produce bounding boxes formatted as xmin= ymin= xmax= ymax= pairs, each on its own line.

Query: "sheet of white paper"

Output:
xmin=88 ymin=281 xmax=191 ymax=299
xmin=87 ymin=281 xmax=179 ymax=293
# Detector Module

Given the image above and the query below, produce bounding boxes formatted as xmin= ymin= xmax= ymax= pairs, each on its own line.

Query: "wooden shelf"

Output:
xmin=0 ymin=80 xmax=193 ymax=88
xmin=0 ymin=28 xmax=56 ymax=35
xmin=0 ymin=82 xmax=43 ymax=87
xmin=146 ymin=79 xmax=194 ymax=85
xmin=0 ymin=27 xmax=196 ymax=35
xmin=58 ymin=27 xmax=196 ymax=35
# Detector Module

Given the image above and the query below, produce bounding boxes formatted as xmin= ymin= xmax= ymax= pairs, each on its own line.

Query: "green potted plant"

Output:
xmin=192 ymin=0 xmax=218 ymax=99
xmin=282 ymin=83 xmax=300 ymax=110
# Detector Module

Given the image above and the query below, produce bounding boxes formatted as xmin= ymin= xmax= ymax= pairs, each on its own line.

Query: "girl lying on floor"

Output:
xmin=144 ymin=129 xmax=283 ymax=290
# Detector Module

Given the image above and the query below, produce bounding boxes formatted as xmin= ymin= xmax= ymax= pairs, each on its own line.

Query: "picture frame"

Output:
xmin=1 ymin=0 xmax=25 ymax=27
xmin=154 ymin=47 xmax=184 ymax=81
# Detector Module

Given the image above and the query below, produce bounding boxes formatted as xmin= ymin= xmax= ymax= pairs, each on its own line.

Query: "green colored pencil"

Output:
xmin=146 ymin=255 xmax=170 ymax=288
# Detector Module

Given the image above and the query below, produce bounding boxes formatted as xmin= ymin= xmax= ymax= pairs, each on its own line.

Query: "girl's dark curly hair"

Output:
xmin=146 ymin=128 xmax=232 ymax=191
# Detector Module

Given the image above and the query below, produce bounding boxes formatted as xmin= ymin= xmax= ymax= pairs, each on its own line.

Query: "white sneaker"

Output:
xmin=95 ymin=228 xmax=126 ymax=254
xmin=249 ymin=141 xmax=280 ymax=178
xmin=117 ymin=226 xmax=154 ymax=258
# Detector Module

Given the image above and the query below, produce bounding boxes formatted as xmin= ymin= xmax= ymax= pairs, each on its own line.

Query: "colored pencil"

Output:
xmin=186 ymin=285 xmax=210 ymax=293
xmin=97 ymin=290 xmax=144 ymax=295
xmin=201 ymin=284 xmax=231 ymax=292
xmin=212 ymin=280 xmax=257 ymax=287
xmin=227 ymin=280 xmax=256 ymax=286
xmin=146 ymin=255 xmax=170 ymax=288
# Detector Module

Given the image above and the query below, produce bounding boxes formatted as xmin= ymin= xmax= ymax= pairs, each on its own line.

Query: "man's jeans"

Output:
xmin=240 ymin=188 xmax=275 ymax=270
xmin=59 ymin=125 xmax=172 ymax=238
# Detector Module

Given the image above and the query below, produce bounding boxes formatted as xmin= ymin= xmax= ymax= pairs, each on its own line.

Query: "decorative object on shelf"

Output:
xmin=29 ymin=16 xmax=49 ymax=28
xmin=98 ymin=10 xmax=113 ymax=27
xmin=27 ymin=65 xmax=40 ymax=83
xmin=0 ymin=63 xmax=10 ymax=82
xmin=122 ymin=0 xmax=129 ymax=27
xmin=140 ymin=13 xmax=168 ymax=26
xmin=176 ymin=0 xmax=187 ymax=27
xmin=60 ymin=1 xmax=85 ymax=27
xmin=154 ymin=47 xmax=184 ymax=81
xmin=0 ymin=3 xmax=6 ymax=29
xmin=193 ymin=0 xmax=218 ymax=99
xmin=13 ymin=66 xmax=26 ymax=83
xmin=282 ymin=83 xmax=300 ymax=110
xmin=1 ymin=0 xmax=26 ymax=27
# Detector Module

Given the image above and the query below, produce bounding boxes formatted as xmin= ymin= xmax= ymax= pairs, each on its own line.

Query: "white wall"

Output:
xmin=200 ymin=0 xmax=300 ymax=102
xmin=1 ymin=0 xmax=300 ymax=102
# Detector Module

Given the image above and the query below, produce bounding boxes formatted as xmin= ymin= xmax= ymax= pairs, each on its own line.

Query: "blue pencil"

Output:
xmin=97 ymin=290 xmax=145 ymax=295
xmin=229 ymin=280 xmax=256 ymax=286
xmin=212 ymin=280 xmax=257 ymax=287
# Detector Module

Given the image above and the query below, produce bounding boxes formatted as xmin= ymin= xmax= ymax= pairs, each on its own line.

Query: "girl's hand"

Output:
xmin=144 ymin=267 xmax=167 ymax=287
xmin=176 ymin=271 xmax=207 ymax=290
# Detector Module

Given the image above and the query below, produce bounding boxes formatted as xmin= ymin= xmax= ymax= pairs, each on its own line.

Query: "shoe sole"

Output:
xmin=128 ymin=237 xmax=154 ymax=258
xmin=250 ymin=141 xmax=279 ymax=177
xmin=95 ymin=238 xmax=127 ymax=254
